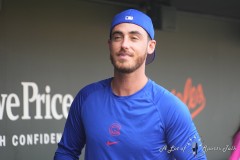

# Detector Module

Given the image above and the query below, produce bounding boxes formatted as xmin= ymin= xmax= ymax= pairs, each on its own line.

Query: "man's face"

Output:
xmin=108 ymin=23 xmax=155 ymax=74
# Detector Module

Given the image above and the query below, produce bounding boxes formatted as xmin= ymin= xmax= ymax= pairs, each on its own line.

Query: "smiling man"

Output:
xmin=54 ymin=9 xmax=207 ymax=160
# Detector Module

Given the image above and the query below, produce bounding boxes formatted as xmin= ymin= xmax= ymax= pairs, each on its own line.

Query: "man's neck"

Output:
xmin=111 ymin=70 xmax=148 ymax=96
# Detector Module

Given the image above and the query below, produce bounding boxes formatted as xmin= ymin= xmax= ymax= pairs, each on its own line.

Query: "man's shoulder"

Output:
xmin=147 ymin=80 xmax=170 ymax=100
xmin=148 ymin=80 xmax=182 ymax=106
xmin=78 ymin=78 xmax=111 ymax=98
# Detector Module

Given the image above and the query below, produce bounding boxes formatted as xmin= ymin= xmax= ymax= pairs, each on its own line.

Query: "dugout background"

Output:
xmin=0 ymin=0 xmax=240 ymax=159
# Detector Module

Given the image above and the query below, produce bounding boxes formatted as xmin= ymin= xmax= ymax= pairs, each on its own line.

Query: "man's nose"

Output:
xmin=121 ymin=37 xmax=130 ymax=50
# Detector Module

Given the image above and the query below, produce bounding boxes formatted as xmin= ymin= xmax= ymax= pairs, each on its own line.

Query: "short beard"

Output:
xmin=110 ymin=52 xmax=147 ymax=74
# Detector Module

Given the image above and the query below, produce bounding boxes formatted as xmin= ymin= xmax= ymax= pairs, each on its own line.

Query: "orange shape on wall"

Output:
xmin=171 ymin=78 xmax=206 ymax=119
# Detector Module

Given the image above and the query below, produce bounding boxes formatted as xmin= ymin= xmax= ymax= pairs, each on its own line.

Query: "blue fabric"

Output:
xmin=54 ymin=78 xmax=207 ymax=160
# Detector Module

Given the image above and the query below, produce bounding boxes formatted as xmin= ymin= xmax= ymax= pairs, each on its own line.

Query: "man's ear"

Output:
xmin=147 ymin=40 xmax=156 ymax=54
xmin=108 ymin=39 xmax=111 ymax=50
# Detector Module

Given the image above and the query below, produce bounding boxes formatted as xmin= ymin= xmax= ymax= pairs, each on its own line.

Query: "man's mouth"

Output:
xmin=117 ymin=52 xmax=132 ymax=57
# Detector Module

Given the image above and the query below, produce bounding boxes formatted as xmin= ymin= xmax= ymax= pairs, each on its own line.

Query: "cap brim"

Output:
xmin=146 ymin=51 xmax=155 ymax=64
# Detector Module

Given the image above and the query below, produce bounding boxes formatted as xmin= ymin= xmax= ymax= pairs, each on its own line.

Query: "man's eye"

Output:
xmin=114 ymin=36 xmax=120 ymax=39
xmin=131 ymin=36 xmax=139 ymax=41
xmin=113 ymin=36 xmax=122 ymax=41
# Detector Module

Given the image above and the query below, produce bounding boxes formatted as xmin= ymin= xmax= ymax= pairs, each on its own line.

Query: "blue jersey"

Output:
xmin=54 ymin=78 xmax=207 ymax=160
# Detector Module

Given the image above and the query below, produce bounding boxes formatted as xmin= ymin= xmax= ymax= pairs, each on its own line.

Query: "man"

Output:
xmin=54 ymin=9 xmax=207 ymax=159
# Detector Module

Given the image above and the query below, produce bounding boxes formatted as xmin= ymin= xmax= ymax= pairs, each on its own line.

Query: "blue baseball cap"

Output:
xmin=110 ymin=9 xmax=155 ymax=64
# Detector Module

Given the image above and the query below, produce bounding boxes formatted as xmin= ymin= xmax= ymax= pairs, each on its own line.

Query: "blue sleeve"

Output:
xmin=54 ymin=92 xmax=86 ymax=160
xmin=161 ymin=92 xmax=207 ymax=159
